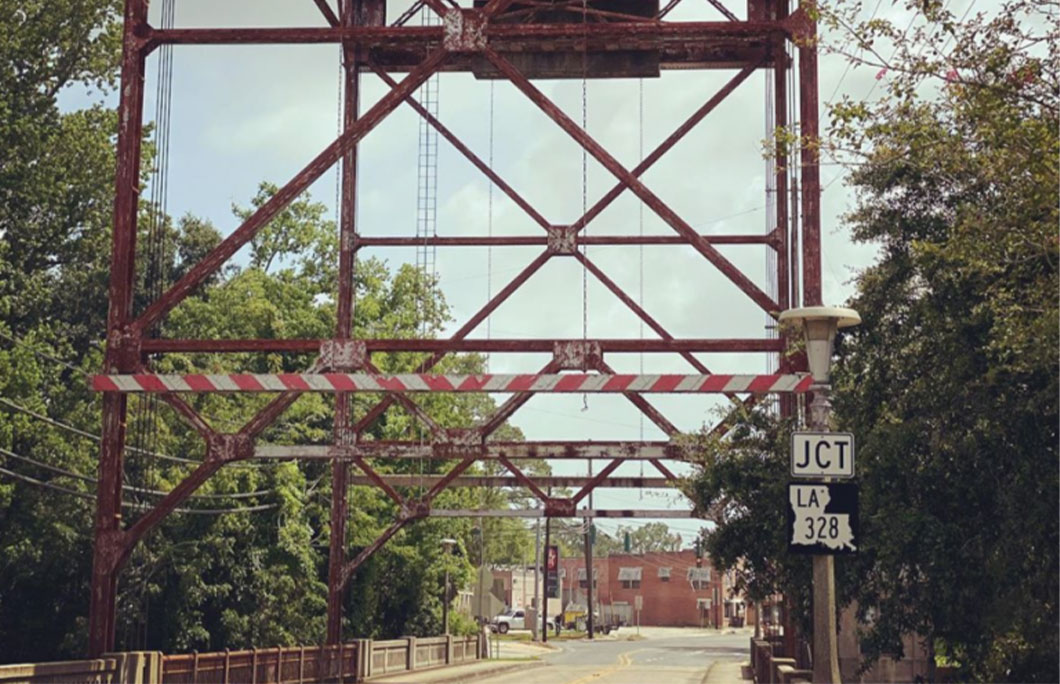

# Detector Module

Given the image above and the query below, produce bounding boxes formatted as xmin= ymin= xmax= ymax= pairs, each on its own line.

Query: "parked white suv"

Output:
xmin=490 ymin=608 xmax=558 ymax=635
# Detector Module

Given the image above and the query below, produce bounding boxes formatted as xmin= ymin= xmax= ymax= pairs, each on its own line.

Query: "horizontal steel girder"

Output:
xmin=348 ymin=475 xmax=673 ymax=488
xmin=140 ymin=337 xmax=783 ymax=354
xmin=255 ymin=442 xmax=683 ymax=460
xmin=94 ymin=373 xmax=811 ymax=394
xmin=429 ymin=508 xmax=699 ymax=518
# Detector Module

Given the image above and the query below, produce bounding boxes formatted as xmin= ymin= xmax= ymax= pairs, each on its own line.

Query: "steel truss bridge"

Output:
xmin=89 ymin=0 xmax=823 ymax=656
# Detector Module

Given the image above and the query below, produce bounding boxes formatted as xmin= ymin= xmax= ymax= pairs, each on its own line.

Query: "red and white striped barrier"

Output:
xmin=92 ymin=373 xmax=812 ymax=394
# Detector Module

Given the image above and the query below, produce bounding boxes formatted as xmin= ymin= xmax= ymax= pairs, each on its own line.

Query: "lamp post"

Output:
xmin=441 ymin=537 xmax=458 ymax=636
xmin=778 ymin=306 xmax=860 ymax=684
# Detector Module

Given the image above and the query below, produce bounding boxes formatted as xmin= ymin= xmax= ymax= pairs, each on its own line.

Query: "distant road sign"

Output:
xmin=791 ymin=431 xmax=855 ymax=478
xmin=787 ymin=483 xmax=858 ymax=555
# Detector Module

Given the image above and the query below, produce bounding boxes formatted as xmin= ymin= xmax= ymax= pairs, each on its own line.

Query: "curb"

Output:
xmin=368 ymin=659 xmax=546 ymax=684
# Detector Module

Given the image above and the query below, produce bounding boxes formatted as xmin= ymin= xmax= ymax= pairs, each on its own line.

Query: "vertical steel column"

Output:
xmin=327 ymin=0 xmax=361 ymax=646
xmin=798 ymin=1 xmax=821 ymax=307
xmin=89 ymin=0 xmax=148 ymax=658
xmin=774 ymin=0 xmax=796 ymax=418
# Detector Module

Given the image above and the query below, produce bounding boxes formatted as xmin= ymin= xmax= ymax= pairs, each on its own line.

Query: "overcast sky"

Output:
xmin=61 ymin=0 xmax=961 ymax=542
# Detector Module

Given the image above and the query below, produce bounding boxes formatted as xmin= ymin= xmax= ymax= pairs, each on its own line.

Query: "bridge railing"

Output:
xmin=0 ymin=634 xmax=482 ymax=684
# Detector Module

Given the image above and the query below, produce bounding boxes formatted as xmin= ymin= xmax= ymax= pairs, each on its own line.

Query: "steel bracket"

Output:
xmin=206 ymin=433 xmax=255 ymax=464
xmin=107 ymin=325 xmax=141 ymax=371
xmin=552 ymin=340 xmax=603 ymax=371
xmin=544 ymin=498 xmax=576 ymax=517
xmin=782 ymin=6 xmax=815 ymax=43
xmin=95 ymin=529 xmax=128 ymax=573
xmin=446 ymin=428 xmax=482 ymax=448
xmin=320 ymin=339 xmax=367 ymax=372
xmin=401 ymin=498 xmax=432 ymax=520
xmin=546 ymin=225 xmax=578 ymax=255
xmin=444 ymin=9 xmax=487 ymax=52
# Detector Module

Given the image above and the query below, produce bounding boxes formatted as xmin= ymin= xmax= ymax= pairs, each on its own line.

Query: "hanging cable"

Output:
xmin=580 ymin=0 xmax=589 ymax=413
xmin=638 ymin=77 xmax=645 ymax=498
xmin=486 ymin=80 xmax=495 ymax=372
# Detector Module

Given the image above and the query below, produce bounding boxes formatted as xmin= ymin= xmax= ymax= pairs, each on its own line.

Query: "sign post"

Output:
xmin=779 ymin=306 xmax=861 ymax=684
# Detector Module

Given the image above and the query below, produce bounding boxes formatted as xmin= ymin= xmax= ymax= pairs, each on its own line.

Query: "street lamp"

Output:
xmin=440 ymin=538 xmax=458 ymax=636
xmin=778 ymin=306 xmax=860 ymax=684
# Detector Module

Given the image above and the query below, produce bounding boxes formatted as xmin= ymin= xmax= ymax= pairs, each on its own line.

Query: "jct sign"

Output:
xmin=791 ymin=431 xmax=855 ymax=478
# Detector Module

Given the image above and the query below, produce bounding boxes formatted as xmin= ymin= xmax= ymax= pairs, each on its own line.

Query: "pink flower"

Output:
xmin=945 ymin=68 xmax=959 ymax=82
xmin=875 ymin=67 xmax=887 ymax=80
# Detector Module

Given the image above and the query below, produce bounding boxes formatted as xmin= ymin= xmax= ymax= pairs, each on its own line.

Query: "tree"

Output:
xmin=681 ymin=408 xmax=811 ymax=622
xmin=825 ymin=1 xmax=1058 ymax=679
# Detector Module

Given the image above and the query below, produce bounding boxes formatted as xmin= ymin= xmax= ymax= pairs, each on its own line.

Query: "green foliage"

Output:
xmin=681 ymin=408 xmax=811 ymax=626
xmin=0 ymin=1 xmax=535 ymax=660
xmin=826 ymin=1 xmax=1058 ymax=680
xmin=686 ymin=3 xmax=1057 ymax=680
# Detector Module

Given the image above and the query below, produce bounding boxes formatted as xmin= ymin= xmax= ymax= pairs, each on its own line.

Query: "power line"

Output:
xmin=0 ymin=396 xmax=264 ymax=468
xmin=0 ymin=329 xmax=94 ymax=378
xmin=0 ymin=465 xmax=277 ymax=515
xmin=0 ymin=447 xmax=271 ymax=500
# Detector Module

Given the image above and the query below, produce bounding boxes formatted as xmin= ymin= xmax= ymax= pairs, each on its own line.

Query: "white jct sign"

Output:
xmin=791 ymin=431 xmax=855 ymax=478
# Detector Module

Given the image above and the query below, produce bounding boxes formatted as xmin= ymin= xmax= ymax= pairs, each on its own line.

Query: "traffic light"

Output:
xmin=623 ymin=531 xmax=631 ymax=553
xmin=695 ymin=538 xmax=703 ymax=567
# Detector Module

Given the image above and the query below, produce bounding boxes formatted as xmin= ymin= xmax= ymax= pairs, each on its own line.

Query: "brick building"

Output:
xmin=556 ymin=550 xmax=731 ymax=628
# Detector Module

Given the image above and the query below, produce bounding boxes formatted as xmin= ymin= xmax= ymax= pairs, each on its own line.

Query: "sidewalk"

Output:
xmin=702 ymin=660 xmax=751 ymax=684
xmin=367 ymin=658 xmax=544 ymax=683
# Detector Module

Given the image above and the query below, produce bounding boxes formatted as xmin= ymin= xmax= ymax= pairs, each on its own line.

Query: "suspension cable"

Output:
xmin=580 ymin=0 xmax=589 ymax=412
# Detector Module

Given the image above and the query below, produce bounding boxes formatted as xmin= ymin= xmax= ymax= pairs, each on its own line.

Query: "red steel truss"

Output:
xmin=90 ymin=0 xmax=822 ymax=655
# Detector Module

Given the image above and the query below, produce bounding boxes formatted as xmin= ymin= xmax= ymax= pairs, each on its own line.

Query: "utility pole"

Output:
xmin=584 ymin=460 xmax=594 ymax=639
xmin=542 ymin=509 xmax=551 ymax=644
xmin=534 ymin=512 xmax=541 ymax=639
xmin=477 ymin=521 xmax=486 ymax=625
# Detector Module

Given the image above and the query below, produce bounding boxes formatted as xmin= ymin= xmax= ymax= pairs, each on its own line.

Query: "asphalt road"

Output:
xmin=481 ymin=630 xmax=748 ymax=684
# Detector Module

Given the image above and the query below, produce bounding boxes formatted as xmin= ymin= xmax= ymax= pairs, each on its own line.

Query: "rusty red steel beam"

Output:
xmin=255 ymin=441 xmax=686 ymax=460
xmin=484 ymin=48 xmax=779 ymax=316
xmin=424 ymin=456 xmax=477 ymax=501
xmin=705 ymin=0 xmax=740 ymax=22
xmin=352 ymin=250 xmax=551 ymax=436
xmin=477 ymin=359 xmax=561 ymax=438
xmin=352 ymin=456 xmax=405 ymax=505
xmin=657 ymin=0 xmax=684 ymax=19
xmin=89 ymin=0 xmax=149 ymax=657
xmin=145 ymin=19 xmax=792 ymax=48
xmin=346 ymin=475 xmax=674 ymax=487
xmin=354 ymin=233 xmax=774 ymax=248
xmin=575 ymin=252 xmax=710 ymax=374
xmin=798 ymin=14 xmax=821 ymax=306
xmin=157 ymin=393 xmax=214 ymax=440
xmin=368 ymin=61 xmax=550 ymax=230
xmin=571 ymin=62 xmax=761 ymax=233
xmin=363 ymin=359 xmax=446 ymax=439
xmin=575 ymin=256 xmax=752 ymax=416
xmin=311 ymin=0 xmax=341 ymax=26
xmin=329 ymin=0 xmax=358 ymax=645
xmin=329 ymin=8 xmax=360 ymax=640
xmin=593 ymin=359 xmax=680 ymax=436
xmin=341 ymin=517 xmax=408 ymax=584
xmin=133 ymin=48 xmax=449 ymax=333
xmin=141 ymin=337 xmax=784 ymax=354
xmin=649 ymin=458 xmax=678 ymax=480
xmin=571 ymin=459 xmax=622 ymax=504
xmin=497 ymin=455 xmax=550 ymax=502
xmin=431 ymin=508 xmax=700 ymax=518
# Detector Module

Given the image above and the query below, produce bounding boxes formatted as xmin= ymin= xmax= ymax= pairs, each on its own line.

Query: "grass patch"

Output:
xmin=493 ymin=632 xmax=533 ymax=642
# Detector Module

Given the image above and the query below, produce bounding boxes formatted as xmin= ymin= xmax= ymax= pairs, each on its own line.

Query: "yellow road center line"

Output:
xmin=563 ymin=649 xmax=644 ymax=684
